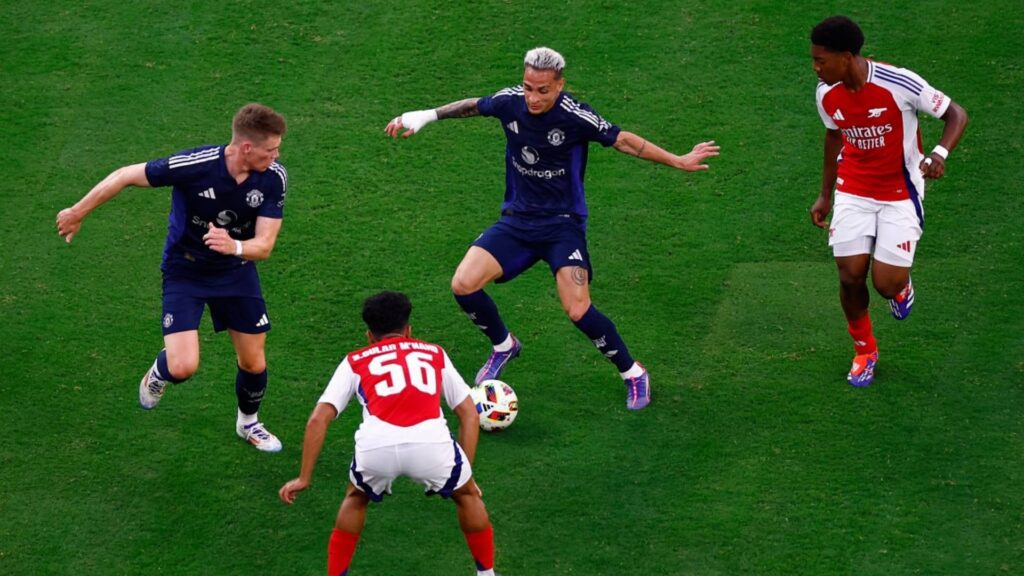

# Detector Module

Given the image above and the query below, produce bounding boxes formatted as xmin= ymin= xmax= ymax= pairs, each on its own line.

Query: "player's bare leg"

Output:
xmin=229 ymin=330 xmax=281 ymax=452
xmin=835 ymin=255 xmax=879 ymax=386
xmin=334 ymin=483 xmax=370 ymax=535
xmin=139 ymin=330 xmax=199 ymax=409
xmin=555 ymin=265 xmax=592 ymax=322
xmin=555 ymin=266 xmax=650 ymax=409
xmin=453 ymin=247 xmax=520 ymax=384
xmin=835 ymin=255 xmax=871 ymax=318
xmin=328 ymin=483 xmax=369 ymax=576
xmin=453 ymin=246 xmax=504 ymax=295
xmin=872 ymin=260 xmax=914 ymax=320
xmin=452 ymin=479 xmax=497 ymax=576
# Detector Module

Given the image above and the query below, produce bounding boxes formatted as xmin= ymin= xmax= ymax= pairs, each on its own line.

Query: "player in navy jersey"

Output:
xmin=56 ymin=103 xmax=289 ymax=452
xmin=385 ymin=47 xmax=719 ymax=410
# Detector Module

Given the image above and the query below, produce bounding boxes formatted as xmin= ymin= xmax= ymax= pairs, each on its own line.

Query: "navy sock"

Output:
xmin=154 ymin=349 xmax=188 ymax=383
xmin=235 ymin=366 xmax=268 ymax=415
xmin=454 ymin=290 xmax=510 ymax=346
xmin=572 ymin=305 xmax=635 ymax=372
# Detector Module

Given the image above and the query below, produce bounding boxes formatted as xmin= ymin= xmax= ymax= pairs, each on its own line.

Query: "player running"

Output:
xmin=385 ymin=47 xmax=719 ymax=410
xmin=279 ymin=292 xmax=498 ymax=576
xmin=809 ymin=16 xmax=968 ymax=387
xmin=56 ymin=103 xmax=289 ymax=451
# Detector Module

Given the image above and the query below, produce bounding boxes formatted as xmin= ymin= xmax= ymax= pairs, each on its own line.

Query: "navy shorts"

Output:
xmin=160 ymin=267 xmax=270 ymax=335
xmin=472 ymin=215 xmax=592 ymax=283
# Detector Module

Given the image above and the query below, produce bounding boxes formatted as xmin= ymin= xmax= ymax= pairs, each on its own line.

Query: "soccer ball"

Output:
xmin=470 ymin=379 xmax=519 ymax=432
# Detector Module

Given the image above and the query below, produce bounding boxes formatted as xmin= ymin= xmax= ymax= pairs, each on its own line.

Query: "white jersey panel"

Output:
xmin=870 ymin=61 xmax=950 ymax=201
xmin=816 ymin=82 xmax=840 ymax=130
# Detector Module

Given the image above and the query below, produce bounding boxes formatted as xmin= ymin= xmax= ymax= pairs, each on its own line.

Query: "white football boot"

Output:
xmin=236 ymin=421 xmax=283 ymax=453
xmin=138 ymin=362 xmax=167 ymax=410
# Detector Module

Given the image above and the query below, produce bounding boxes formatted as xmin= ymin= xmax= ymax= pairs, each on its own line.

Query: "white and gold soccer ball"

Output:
xmin=470 ymin=379 xmax=519 ymax=432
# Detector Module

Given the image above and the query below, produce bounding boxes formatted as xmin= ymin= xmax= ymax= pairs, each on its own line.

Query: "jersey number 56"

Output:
xmin=367 ymin=351 xmax=438 ymax=397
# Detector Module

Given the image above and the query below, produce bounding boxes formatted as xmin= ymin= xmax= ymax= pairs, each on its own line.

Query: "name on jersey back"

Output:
xmin=352 ymin=341 xmax=440 ymax=362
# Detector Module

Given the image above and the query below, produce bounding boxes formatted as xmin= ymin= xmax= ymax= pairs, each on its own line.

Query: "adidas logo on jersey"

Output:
xmin=199 ymin=188 xmax=216 ymax=199
xmin=568 ymin=249 xmax=584 ymax=261
xmin=256 ymin=314 xmax=269 ymax=327
xmin=506 ymin=121 xmax=519 ymax=134
xmin=896 ymin=240 xmax=913 ymax=252
xmin=832 ymin=109 xmax=845 ymax=121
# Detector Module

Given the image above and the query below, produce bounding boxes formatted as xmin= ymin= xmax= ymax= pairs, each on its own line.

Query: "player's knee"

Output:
xmin=167 ymin=355 xmax=199 ymax=380
xmin=238 ymin=356 xmax=266 ymax=374
xmin=872 ymin=278 xmax=903 ymax=299
xmin=451 ymin=273 xmax=477 ymax=296
xmin=562 ymin=299 xmax=591 ymax=322
xmin=837 ymin=268 xmax=867 ymax=288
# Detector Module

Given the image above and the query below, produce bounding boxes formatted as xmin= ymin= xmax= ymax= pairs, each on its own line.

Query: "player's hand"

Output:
xmin=385 ymin=115 xmax=409 ymax=138
xmin=279 ymin=478 xmax=309 ymax=504
xmin=56 ymin=207 xmax=84 ymax=243
xmin=919 ymin=153 xmax=946 ymax=179
xmin=385 ymin=109 xmax=437 ymax=139
xmin=809 ymin=195 xmax=832 ymax=229
xmin=675 ymin=140 xmax=720 ymax=171
xmin=203 ymin=222 xmax=235 ymax=255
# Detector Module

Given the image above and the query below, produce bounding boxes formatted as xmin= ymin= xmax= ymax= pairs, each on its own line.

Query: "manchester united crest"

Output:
xmin=246 ymin=189 xmax=264 ymax=208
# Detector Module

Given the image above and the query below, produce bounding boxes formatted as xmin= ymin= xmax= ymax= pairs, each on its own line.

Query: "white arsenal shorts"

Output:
xmin=829 ymin=191 xmax=923 ymax=267
xmin=348 ymin=439 xmax=473 ymax=501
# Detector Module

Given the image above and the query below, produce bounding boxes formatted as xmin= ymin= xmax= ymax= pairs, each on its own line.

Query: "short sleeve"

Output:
xmin=477 ymin=86 xmax=521 ymax=120
xmin=440 ymin=351 xmax=472 ymax=410
xmin=259 ymin=162 xmax=288 ymax=218
xmin=904 ymin=69 xmax=951 ymax=119
xmin=562 ymin=97 xmax=621 ymax=147
xmin=815 ymin=83 xmax=839 ymax=130
xmin=318 ymin=357 xmax=358 ymax=417
xmin=144 ymin=146 xmax=220 ymax=188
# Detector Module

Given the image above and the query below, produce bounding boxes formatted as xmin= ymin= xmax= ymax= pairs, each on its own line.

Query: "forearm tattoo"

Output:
xmin=571 ymin=266 xmax=588 ymax=286
xmin=436 ymin=98 xmax=480 ymax=119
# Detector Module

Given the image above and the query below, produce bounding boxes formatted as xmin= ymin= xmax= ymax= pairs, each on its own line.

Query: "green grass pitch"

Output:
xmin=1 ymin=1 xmax=1022 ymax=574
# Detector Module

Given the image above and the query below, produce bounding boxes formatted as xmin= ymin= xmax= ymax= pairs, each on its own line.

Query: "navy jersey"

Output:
xmin=145 ymin=145 xmax=287 ymax=278
xmin=477 ymin=86 xmax=621 ymax=220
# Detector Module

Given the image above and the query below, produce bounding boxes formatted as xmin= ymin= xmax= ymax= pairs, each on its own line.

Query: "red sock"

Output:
xmin=463 ymin=525 xmax=495 ymax=571
xmin=847 ymin=313 xmax=877 ymax=355
xmin=328 ymin=528 xmax=360 ymax=576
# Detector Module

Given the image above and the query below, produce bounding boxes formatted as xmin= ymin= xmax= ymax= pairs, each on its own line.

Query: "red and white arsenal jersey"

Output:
xmin=816 ymin=60 xmax=950 ymax=202
xmin=318 ymin=336 xmax=472 ymax=450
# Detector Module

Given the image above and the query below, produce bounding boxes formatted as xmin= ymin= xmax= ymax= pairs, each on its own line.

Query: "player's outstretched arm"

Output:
xmin=810 ymin=129 xmax=843 ymax=229
xmin=279 ymin=402 xmax=337 ymax=504
xmin=612 ymin=131 xmax=720 ymax=172
xmin=204 ymin=216 xmax=282 ymax=261
xmin=56 ymin=163 xmax=150 ymax=243
xmin=384 ymin=97 xmax=481 ymax=138
xmin=920 ymin=101 xmax=968 ymax=180
xmin=454 ymin=395 xmax=480 ymax=464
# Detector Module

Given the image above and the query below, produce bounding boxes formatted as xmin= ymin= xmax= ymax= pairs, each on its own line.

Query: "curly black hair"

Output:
xmin=811 ymin=16 xmax=865 ymax=55
xmin=362 ymin=291 xmax=413 ymax=337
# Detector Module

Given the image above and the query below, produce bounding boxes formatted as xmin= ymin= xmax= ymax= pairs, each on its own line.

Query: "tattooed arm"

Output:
xmin=436 ymin=98 xmax=480 ymax=120
xmin=385 ymin=98 xmax=481 ymax=138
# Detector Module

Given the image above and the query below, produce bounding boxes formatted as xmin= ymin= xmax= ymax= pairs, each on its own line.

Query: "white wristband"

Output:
xmin=400 ymin=109 xmax=438 ymax=133
xmin=234 ymin=240 xmax=243 ymax=257
xmin=931 ymin=145 xmax=949 ymax=160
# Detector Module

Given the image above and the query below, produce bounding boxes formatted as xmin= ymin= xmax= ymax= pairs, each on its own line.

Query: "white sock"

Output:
xmin=237 ymin=409 xmax=258 ymax=428
xmin=620 ymin=363 xmax=644 ymax=379
xmin=492 ymin=333 xmax=514 ymax=352
xmin=477 ymin=569 xmax=495 ymax=576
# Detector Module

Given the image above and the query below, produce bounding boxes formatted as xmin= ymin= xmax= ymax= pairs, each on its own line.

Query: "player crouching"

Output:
xmin=279 ymin=292 xmax=499 ymax=576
